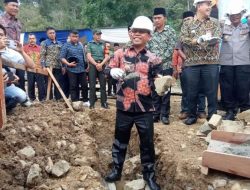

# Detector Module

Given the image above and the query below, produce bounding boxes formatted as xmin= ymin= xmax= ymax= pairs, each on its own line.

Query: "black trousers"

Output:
xmin=111 ymin=110 xmax=155 ymax=176
xmin=152 ymin=68 xmax=173 ymax=118
xmin=45 ymin=68 xmax=69 ymax=100
xmin=89 ymin=64 xmax=107 ymax=106
xmin=107 ymin=76 xmax=117 ymax=94
xmin=67 ymin=71 xmax=88 ymax=102
xmin=16 ymin=69 xmax=26 ymax=91
xmin=220 ymin=65 xmax=250 ymax=112
xmin=27 ymin=72 xmax=46 ymax=101
xmin=185 ymin=64 xmax=219 ymax=118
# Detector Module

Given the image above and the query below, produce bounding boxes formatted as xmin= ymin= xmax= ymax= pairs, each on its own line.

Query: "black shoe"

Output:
xmin=105 ymin=167 xmax=122 ymax=182
xmin=153 ymin=116 xmax=160 ymax=123
xmin=223 ymin=111 xmax=235 ymax=120
xmin=184 ymin=117 xmax=197 ymax=125
xmin=101 ymin=103 xmax=109 ymax=109
xmin=161 ymin=116 xmax=169 ymax=125
xmin=145 ymin=178 xmax=161 ymax=190
xmin=89 ymin=105 xmax=95 ymax=109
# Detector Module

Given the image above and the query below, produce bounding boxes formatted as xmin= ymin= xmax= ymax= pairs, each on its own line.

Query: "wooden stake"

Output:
xmin=0 ymin=57 xmax=6 ymax=127
xmin=46 ymin=68 xmax=73 ymax=111
xmin=46 ymin=67 xmax=52 ymax=101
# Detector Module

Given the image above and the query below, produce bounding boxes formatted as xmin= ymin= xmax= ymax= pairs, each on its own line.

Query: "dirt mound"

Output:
xmin=1 ymin=98 xmax=250 ymax=190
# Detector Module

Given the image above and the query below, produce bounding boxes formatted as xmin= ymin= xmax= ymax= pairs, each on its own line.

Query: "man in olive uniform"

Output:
xmin=180 ymin=0 xmax=221 ymax=125
xmin=219 ymin=3 xmax=250 ymax=120
xmin=87 ymin=30 xmax=109 ymax=109
xmin=148 ymin=8 xmax=176 ymax=125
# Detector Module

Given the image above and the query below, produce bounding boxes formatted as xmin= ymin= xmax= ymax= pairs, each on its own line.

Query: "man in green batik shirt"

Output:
xmin=148 ymin=7 xmax=176 ymax=125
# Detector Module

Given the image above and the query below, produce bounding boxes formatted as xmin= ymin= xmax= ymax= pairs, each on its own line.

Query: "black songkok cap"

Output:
xmin=153 ymin=7 xmax=166 ymax=16
xmin=4 ymin=0 xmax=18 ymax=3
xmin=182 ymin=11 xmax=194 ymax=19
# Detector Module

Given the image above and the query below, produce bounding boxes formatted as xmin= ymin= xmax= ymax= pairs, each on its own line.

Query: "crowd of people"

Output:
xmin=1 ymin=0 xmax=250 ymax=189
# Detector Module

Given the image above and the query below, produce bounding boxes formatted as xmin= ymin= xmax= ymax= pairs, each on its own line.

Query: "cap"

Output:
xmin=4 ymin=0 xmax=18 ymax=3
xmin=153 ymin=7 xmax=167 ymax=16
xmin=182 ymin=11 xmax=194 ymax=19
xmin=93 ymin=29 xmax=102 ymax=35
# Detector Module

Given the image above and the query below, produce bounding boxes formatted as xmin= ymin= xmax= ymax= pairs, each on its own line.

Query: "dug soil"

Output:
xmin=0 ymin=97 xmax=250 ymax=190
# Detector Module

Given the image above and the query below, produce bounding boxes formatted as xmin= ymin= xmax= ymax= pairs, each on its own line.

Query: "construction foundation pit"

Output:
xmin=1 ymin=98 xmax=250 ymax=190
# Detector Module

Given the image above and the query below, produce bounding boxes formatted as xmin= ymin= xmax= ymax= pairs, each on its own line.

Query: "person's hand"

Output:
xmin=12 ymin=74 xmax=19 ymax=83
xmin=0 ymin=37 xmax=8 ymax=49
xmin=197 ymin=34 xmax=211 ymax=44
xmin=15 ymin=41 xmax=24 ymax=53
xmin=67 ymin=61 xmax=76 ymax=67
xmin=110 ymin=68 xmax=125 ymax=80
xmin=85 ymin=66 xmax=89 ymax=72
xmin=177 ymin=65 xmax=182 ymax=73
xmin=96 ymin=64 xmax=103 ymax=71
xmin=62 ymin=67 xmax=67 ymax=75
xmin=3 ymin=72 xmax=8 ymax=83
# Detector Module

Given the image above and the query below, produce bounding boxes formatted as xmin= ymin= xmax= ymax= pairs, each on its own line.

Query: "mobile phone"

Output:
xmin=7 ymin=72 xmax=15 ymax=82
xmin=7 ymin=40 xmax=17 ymax=49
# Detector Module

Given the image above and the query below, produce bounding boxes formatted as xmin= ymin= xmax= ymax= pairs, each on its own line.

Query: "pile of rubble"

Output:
xmin=198 ymin=110 xmax=250 ymax=143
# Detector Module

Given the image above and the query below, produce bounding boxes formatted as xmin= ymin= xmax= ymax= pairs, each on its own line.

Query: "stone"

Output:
xmin=16 ymin=186 xmax=25 ymax=190
xmin=78 ymin=188 xmax=85 ymax=190
xmin=21 ymin=127 xmax=27 ymax=133
xmin=107 ymin=182 xmax=116 ymax=190
xmin=72 ymin=101 xmax=84 ymax=111
xmin=17 ymin=146 xmax=36 ymax=159
xmin=231 ymin=183 xmax=242 ymax=190
xmin=26 ymin=164 xmax=42 ymax=185
xmin=123 ymin=155 xmax=140 ymax=175
xmin=38 ymin=184 xmax=50 ymax=190
xmin=69 ymin=144 xmax=76 ymax=152
xmin=56 ymin=140 xmax=67 ymax=149
xmin=205 ymin=132 xmax=212 ymax=144
xmin=61 ymin=185 xmax=69 ymax=190
xmin=219 ymin=120 xmax=245 ymax=133
xmin=41 ymin=121 xmax=49 ymax=129
xmin=207 ymin=185 xmax=214 ymax=190
xmin=237 ymin=110 xmax=250 ymax=123
xmin=45 ymin=157 xmax=53 ymax=173
xmin=199 ymin=121 xmax=213 ymax=135
xmin=10 ymin=129 xmax=17 ymax=135
xmin=74 ymin=157 xmax=88 ymax=166
xmin=212 ymin=179 xmax=227 ymax=189
xmin=208 ymin=114 xmax=222 ymax=129
xmin=181 ymin=144 xmax=187 ymax=149
xmin=31 ymin=125 xmax=42 ymax=132
xmin=19 ymin=160 xmax=27 ymax=169
xmin=51 ymin=160 xmax=70 ymax=177
xmin=124 ymin=179 xmax=145 ymax=190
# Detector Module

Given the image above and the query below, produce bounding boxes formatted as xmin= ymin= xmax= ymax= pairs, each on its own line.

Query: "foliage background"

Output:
xmin=0 ymin=0 xmax=194 ymax=32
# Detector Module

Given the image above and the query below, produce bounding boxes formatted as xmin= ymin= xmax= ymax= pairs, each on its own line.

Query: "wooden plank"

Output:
xmin=0 ymin=58 xmax=6 ymax=127
xmin=211 ymin=131 xmax=250 ymax=144
xmin=46 ymin=67 xmax=52 ymax=101
xmin=202 ymin=150 xmax=250 ymax=178
xmin=2 ymin=59 xmax=48 ymax=76
xmin=46 ymin=68 xmax=74 ymax=112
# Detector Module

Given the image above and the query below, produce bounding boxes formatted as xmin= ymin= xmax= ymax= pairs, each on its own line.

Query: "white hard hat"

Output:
xmin=131 ymin=16 xmax=153 ymax=33
xmin=226 ymin=3 xmax=246 ymax=16
xmin=193 ymin=0 xmax=212 ymax=7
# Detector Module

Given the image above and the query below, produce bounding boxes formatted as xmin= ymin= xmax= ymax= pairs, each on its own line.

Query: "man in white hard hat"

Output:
xmin=105 ymin=16 xmax=162 ymax=190
xmin=180 ymin=0 xmax=221 ymax=125
xmin=219 ymin=3 xmax=250 ymax=120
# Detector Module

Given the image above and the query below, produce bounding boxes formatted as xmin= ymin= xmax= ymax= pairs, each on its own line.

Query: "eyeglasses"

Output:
xmin=131 ymin=29 xmax=150 ymax=34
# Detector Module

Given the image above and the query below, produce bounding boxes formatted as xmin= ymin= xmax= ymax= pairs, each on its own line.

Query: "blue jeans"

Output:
xmin=5 ymin=84 xmax=28 ymax=110
xmin=185 ymin=64 xmax=219 ymax=118
xmin=180 ymin=68 xmax=206 ymax=114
